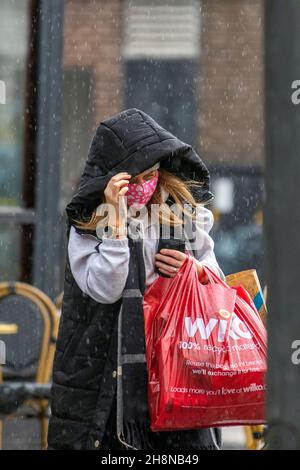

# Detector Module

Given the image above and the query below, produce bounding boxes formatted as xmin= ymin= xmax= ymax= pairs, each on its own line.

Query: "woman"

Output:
xmin=47 ymin=108 xmax=225 ymax=450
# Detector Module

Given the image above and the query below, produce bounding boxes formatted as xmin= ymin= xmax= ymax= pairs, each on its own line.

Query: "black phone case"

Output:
xmin=154 ymin=238 xmax=187 ymax=278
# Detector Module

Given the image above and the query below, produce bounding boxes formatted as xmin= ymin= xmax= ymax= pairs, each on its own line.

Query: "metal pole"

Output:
xmin=33 ymin=0 xmax=64 ymax=299
xmin=265 ymin=0 xmax=300 ymax=449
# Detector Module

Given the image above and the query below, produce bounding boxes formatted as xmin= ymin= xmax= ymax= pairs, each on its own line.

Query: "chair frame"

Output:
xmin=0 ymin=282 xmax=60 ymax=450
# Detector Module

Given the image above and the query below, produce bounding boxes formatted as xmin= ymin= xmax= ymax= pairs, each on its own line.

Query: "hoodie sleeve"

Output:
xmin=188 ymin=206 xmax=226 ymax=281
xmin=68 ymin=225 xmax=130 ymax=304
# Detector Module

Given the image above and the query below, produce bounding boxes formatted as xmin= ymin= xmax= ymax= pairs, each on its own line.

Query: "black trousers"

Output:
xmin=101 ymin=395 xmax=222 ymax=451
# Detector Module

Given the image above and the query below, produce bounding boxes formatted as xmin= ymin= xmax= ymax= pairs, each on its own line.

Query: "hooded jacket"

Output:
xmin=47 ymin=108 xmax=218 ymax=450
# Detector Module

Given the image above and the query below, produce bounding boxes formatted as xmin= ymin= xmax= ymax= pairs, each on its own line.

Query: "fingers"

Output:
xmin=155 ymin=249 xmax=187 ymax=276
xmin=113 ymin=179 xmax=131 ymax=189
xmin=155 ymin=250 xmax=186 ymax=265
xmin=159 ymin=249 xmax=187 ymax=260
xmin=110 ymin=174 xmax=131 ymax=192
xmin=105 ymin=173 xmax=131 ymax=204
xmin=111 ymin=172 xmax=131 ymax=181
xmin=157 ymin=266 xmax=177 ymax=278
xmin=119 ymin=186 xmax=129 ymax=195
xmin=155 ymin=256 xmax=180 ymax=269
xmin=155 ymin=260 xmax=180 ymax=274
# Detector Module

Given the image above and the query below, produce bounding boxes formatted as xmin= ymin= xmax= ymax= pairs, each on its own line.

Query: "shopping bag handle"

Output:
xmin=202 ymin=264 xmax=259 ymax=316
xmin=201 ymin=264 xmax=230 ymax=289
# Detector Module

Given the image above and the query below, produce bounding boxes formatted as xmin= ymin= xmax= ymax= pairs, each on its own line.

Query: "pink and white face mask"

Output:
xmin=126 ymin=172 xmax=159 ymax=207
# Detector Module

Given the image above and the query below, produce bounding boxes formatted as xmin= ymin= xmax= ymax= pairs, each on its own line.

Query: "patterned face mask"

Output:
xmin=126 ymin=172 xmax=159 ymax=207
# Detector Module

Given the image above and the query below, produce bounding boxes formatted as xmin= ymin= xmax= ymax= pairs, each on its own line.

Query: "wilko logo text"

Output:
xmin=184 ymin=313 xmax=252 ymax=342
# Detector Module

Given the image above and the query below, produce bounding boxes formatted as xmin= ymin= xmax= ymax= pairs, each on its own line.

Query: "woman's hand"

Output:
xmin=104 ymin=172 xmax=131 ymax=227
xmin=155 ymin=249 xmax=209 ymax=283
xmin=155 ymin=249 xmax=188 ymax=278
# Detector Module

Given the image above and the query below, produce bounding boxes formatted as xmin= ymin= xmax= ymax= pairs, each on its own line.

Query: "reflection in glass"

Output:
xmin=0 ymin=0 xmax=30 ymax=207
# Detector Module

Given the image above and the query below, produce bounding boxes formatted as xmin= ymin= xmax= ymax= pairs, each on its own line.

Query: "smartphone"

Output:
xmin=154 ymin=238 xmax=187 ymax=278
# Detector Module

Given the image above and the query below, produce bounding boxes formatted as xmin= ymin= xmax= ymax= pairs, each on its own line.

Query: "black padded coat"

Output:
xmin=47 ymin=108 xmax=221 ymax=450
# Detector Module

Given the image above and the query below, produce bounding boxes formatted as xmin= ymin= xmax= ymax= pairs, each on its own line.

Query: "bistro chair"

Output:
xmin=0 ymin=282 xmax=59 ymax=449
xmin=0 ymin=322 xmax=18 ymax=449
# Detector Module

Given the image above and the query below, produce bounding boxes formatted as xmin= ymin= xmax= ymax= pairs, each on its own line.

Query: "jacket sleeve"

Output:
xmin=189 ymin=206 xmax=226 ymax=281
xmin=68 ymin=225 xmax=130 ymax=304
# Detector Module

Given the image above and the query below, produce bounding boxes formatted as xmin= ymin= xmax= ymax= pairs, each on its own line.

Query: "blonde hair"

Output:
xmin=72 ymin=168 xmax=207 ymax=231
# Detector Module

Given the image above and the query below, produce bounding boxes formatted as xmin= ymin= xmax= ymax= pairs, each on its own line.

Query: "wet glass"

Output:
xmin=0 ymin=0 xmax=30 ymax=282
xmin=0 ymin=0 xmax=30 ymax=207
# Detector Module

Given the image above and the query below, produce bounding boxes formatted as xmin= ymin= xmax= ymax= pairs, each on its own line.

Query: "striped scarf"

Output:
xmin=115 ymin=219 xmax=222 ymax=450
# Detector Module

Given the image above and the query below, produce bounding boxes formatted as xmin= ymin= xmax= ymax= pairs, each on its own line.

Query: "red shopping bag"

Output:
xmin=143 ymin=254 xmax=267 ymax=431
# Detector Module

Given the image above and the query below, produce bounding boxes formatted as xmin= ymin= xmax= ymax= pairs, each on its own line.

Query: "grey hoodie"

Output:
xmin=68 ymin=202 xmax=225 ymax=304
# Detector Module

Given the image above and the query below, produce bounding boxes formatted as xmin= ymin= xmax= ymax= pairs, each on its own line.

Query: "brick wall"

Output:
xmin=63 ymin=0 xmax=264 ymax=166
xmin=64 ymin=0 xmax=123 ymax=129
xmin=199 ymin=0 xmax=264 ymax=166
